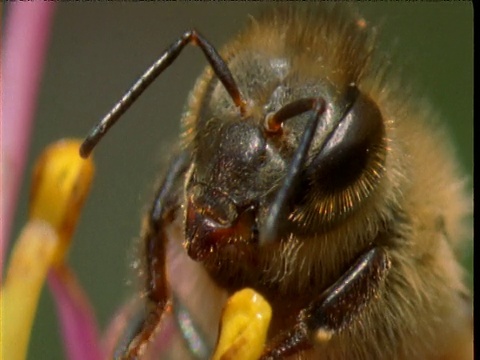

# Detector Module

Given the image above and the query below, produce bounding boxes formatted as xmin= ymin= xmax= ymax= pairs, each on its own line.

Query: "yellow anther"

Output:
xmin=212 ymin=288 xmax=272 ymax=360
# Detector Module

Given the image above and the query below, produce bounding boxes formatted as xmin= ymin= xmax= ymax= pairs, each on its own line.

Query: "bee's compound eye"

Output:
xmin=309 ymin=92 xmax=385 ymax=193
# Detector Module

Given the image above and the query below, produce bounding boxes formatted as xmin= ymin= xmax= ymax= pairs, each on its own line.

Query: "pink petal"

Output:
xmin=1 ymin=1 xmax=56 ymax=262
xmin=102 ymin=299 xmax=141 ymax=359
xmin=48 ymin=264 xmax=104 ymax=360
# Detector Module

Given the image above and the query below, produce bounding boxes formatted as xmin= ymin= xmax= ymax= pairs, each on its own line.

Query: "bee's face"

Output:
xmin=183 ymin=10 xmax=388 ymax=269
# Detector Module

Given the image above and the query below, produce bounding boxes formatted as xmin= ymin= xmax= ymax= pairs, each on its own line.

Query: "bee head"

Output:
xmin=185 ymin=65 xmax=386 ymax=261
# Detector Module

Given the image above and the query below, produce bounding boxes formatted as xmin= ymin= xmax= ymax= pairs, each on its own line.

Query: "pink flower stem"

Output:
xmin=1 ymin=2 xmax=56 ymax=268
xmin=48 ymin=265 xmax=104 ymax=360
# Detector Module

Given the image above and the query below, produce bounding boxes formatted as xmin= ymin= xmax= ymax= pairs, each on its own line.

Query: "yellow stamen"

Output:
xmin=1 ymin=139 xmax=94 ymax=360
xmin=29 ymin=139 xmax=94 ymax=263
xmin=212 ymin=288 xmax=272 ymax=360
xmin=1 ymin=221 xmax=59 ymax=360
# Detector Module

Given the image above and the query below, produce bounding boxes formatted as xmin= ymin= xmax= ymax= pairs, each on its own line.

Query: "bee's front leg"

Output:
xmin=260 ymin=247 xmax=391 ymax=359
xmin=118 ymin=151 xmax=191 ymax=360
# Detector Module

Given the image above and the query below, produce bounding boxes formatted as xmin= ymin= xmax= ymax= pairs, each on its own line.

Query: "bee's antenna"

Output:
xmin=261 ymin=85 xmax=360 ymax=245
xmin=260 ymin=98 xmax=326 ymax=245
xmin=80 ymin=30 xmax=246 ymax=158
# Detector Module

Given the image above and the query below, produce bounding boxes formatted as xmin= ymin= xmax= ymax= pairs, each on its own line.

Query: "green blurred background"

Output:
xmin=4 ymin=3 xmax=472 ymax=359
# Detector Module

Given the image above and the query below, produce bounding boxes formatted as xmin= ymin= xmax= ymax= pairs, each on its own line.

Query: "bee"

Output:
xmin=80 ymin=5 xmax=472 ymax=360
